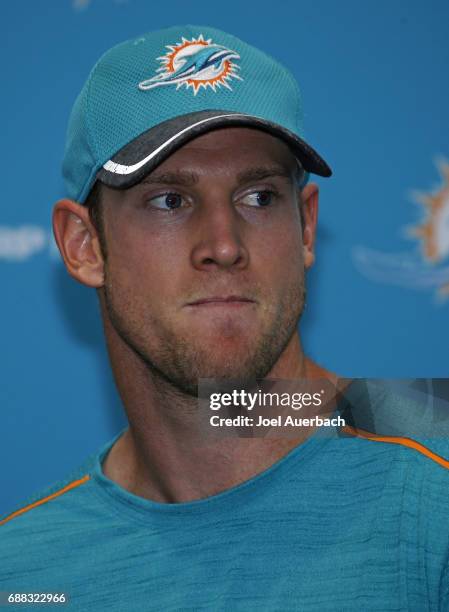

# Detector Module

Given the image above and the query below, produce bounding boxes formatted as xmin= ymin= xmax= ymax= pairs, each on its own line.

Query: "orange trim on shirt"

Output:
xmin=3 ymin=428 xmax=449 ymax=527
xmin=343 ymin=425 xmax=449 ymax=470
xmin=0 ymin=474 xmax=91 ymax=526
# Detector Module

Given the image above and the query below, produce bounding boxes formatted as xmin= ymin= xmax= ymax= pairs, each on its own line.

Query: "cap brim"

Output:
xmin=97 ymin=110 xmax=332 ymax=190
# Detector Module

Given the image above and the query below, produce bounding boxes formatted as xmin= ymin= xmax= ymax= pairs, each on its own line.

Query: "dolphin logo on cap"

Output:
xmin=138 ymin=35 xmax=242 ymax=95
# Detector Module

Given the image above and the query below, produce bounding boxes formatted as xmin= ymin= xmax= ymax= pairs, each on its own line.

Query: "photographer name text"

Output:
xmin=210 ymin=415 xmax=346 ymax=428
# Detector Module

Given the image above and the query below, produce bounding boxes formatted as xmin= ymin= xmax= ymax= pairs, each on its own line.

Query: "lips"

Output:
xmin=186 ymin=295 xmax=255 ymax=306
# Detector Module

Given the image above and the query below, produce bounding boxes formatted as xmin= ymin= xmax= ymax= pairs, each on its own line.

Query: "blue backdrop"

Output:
xmin=2 ymin=0 xmax=448 ymax=515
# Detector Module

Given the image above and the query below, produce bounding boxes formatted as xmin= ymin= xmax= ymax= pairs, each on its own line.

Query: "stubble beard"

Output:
xmin=102 ymin=274 xmax=306 ymax=397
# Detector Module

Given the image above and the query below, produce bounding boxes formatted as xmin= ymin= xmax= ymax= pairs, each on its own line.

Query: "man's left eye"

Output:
xmin=241 ymin=190 xmax=276 ymax=207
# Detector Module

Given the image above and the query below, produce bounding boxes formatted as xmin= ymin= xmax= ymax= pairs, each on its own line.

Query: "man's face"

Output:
xmin=99 ymin=127 xmax=314 ymax=394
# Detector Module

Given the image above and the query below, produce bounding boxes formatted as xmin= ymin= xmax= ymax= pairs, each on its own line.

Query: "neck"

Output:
xmin=100 ymin=311 xmax=338 ymax=504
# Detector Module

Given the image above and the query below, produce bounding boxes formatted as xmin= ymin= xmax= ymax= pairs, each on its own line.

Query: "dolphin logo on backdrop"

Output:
xmin=138 ymin=34 xmax=242 ymax=95
xmin=353 ymin=159 xmax=449 ymax=301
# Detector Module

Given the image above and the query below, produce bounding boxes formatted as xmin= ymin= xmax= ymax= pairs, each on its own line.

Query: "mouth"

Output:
xmin=185 ymin=296 xmax=256 ymax=308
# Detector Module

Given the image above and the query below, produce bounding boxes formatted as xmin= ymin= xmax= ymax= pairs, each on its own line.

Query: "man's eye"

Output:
xmin=241 ymin=190 xmax=276 ymax=207
xmin=147 ymin=193 xmax=184 ymax=210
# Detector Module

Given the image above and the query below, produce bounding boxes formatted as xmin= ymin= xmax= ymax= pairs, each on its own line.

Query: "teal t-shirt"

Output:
xmin=2 ymin=382 xmax=449 ymax=611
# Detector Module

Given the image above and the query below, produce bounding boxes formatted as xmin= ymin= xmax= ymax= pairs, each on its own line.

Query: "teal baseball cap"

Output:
xmin=62 ymin=24 xmax=332 ymax=204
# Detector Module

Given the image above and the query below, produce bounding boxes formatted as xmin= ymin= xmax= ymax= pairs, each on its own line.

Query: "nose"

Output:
xmin=190 ymin=200 xmax=249 ymax=272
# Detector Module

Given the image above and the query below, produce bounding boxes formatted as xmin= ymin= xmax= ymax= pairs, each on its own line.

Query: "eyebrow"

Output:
xmin=138 ymin=165 xmax=295 ymax=188
xmin=139 ymin=171 xmax=198 ymax=187
xmin=237 ymin=165 xmax=294 ymax=184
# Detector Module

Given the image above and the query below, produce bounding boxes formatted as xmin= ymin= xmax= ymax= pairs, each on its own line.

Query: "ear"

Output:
xmin=52 ymin=199 xmax=105 ymax=287
xmin=300 ymin=182 xmax=319 ymax=269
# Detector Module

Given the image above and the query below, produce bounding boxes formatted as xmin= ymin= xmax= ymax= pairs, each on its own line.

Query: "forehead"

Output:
xmin=149 ymin=126 xmax=298 ymax=175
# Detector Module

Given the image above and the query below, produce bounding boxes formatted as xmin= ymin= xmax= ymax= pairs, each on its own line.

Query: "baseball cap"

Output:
xmin=62 ymin=24 xmax=332 ymax=204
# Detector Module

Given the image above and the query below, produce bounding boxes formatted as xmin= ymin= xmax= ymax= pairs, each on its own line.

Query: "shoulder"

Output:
xmin=0 ymin=454 xmax=96 ymax=532
xmin=0 ymin=457 xmax=95 ymax=585
xmin=0 ymin=452 xmax=101 ymax=590
xmin=1 ymin=428 xmax=127 ymax=534
xmin=0 ymin=426 xmax=128 ymax=535
xmin=337 ymin=380 xmax=449 ymax=551
xmin=338 ymin=378 xmax=449 ymax=476
xmin=0 ymin=429 xmax=128 ymax=587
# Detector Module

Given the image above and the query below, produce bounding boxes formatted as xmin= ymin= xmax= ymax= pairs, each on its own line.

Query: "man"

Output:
xmin=2 ymin=25 xmax=449 ymax=611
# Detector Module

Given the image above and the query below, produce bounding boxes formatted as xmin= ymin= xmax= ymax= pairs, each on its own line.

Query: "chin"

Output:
xmin=198 ymin=359 xmax=260 ymax=381
xmin=174 ymin=344 xmax=278 ymax=394
xmin=187 ymin=311 xmax=260 ymax=341
xmin=156 ymin=308 xmax=299 ymax=393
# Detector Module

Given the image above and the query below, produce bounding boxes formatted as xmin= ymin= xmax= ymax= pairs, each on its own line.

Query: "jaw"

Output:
xmin=100 ymin=273 xmax=306 ymax=394
xmin=149 ymin=300 xmax=300 ymax=384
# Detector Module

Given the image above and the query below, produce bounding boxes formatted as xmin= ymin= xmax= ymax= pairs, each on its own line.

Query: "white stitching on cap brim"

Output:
xmin=102 ymin=113 xmax=253 ymax=176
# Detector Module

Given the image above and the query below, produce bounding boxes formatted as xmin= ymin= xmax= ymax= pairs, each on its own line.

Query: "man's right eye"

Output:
xmin=147 ymin=192 xmax=184 ymax=210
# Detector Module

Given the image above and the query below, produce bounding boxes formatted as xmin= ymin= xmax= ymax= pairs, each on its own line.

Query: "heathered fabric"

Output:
xmin=2 ymin=387 xmax=449 ymax=611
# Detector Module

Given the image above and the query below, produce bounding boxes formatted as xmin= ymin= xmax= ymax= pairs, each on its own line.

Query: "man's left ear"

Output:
xmin=300 ymin=182 xmax=319 ymax=269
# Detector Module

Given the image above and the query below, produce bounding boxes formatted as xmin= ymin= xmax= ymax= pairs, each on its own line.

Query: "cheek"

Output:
xmin=105 ymin=225 xmax=188 ymax=307
xmin=253 ymin=218 xmax=304 ymax=283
